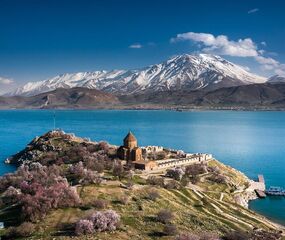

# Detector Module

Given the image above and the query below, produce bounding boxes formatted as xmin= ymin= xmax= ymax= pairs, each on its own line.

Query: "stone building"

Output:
xmin=117 ymin=131 xmax=143 ymax=162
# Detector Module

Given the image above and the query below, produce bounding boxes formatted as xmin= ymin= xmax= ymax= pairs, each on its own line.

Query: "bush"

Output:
xmin=5 ymin=222 xmax=35 ymax=238
xmin=89 ymin=210 xmax=120 ymax=232
xmin=190 ymin=175 xmax=199 ymax=184
xmin=207 ymin=166 xmax=220 ymax=174
xmin=176 ymin=233 xmax=200 ymax=240
xmin=165 ymin=180 xmax=181 ymax=190
xmin=207 ymin=174 xmax=227 ymax=184
xmin=251 ymin=229 xmax=282 ymax=240
xmin=16 ymin=222 xmax=35 ymax=237
xmin=5 ymin=227 xmax=18 ymax=238
xmin=147 ymin=176 xmax=165 ymax=187
xmin=112 ymin=163 xmax=125 ymax=180
xmin=125 ymin=180 xmax=134 ymax=189
xmin=163 ymin=224 xmax=177 ymax=236
xmin=166 ymin=168 xmax=184 ymax=181
xmin=92 ymin=199 xmax=108 ymax=209
xmin=69 ymin=161 xmax=85 ymax=179
xmin=223 ymin=230 xmax=249 ymax=240
xmin=157 ymin=209 xmax=174 ymax=224
xmin=75 ymin=219 xmax=94 ymax=235
xmin=147 ymin=189 xmax=160 ymax=201
xmin=98 ymin=141 xmax=110 ymax=152
xmin=185 ymin=163 xmax=207 ymax=177
xmin=180 ymin=176 xmax=190 ymax=187
xmin=200 ymin=232 xmax=220 ymax=240
xmin=93 ymin=161 xmax=105 ymax=173
xmin=118 ymin=195 xmax=130 ymax=205
xmin=82 ymin=170 xmax=102 ymax=185
xmin=176 ymin=232 xmax=219 ymax=240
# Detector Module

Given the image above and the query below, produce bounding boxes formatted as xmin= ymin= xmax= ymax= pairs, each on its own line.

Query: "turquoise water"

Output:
xmin=0 ymin=110 xmax=284 ymax=225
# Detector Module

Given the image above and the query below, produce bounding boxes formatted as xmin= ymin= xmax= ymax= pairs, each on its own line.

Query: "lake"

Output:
xmin=0 ymin=110 xmax=284 ymax=225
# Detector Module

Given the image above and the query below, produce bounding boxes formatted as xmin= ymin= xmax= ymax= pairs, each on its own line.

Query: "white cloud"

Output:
xmin=261 ymin=41 xmax=267 ymax=46
xmin=171 ymin=32 xmax=285 ymax=77
xmin=0 ymin=77 xmax=14 ymax=85
xmin=248 ymin=8 xmax=259 ymax=14
xmin=254 ymin=56 xmax=279 ymax=66
xmin=171 ymin=32 xmax=258 ymax=57
xmin=129 ymin=43 xmax=142 ymax=49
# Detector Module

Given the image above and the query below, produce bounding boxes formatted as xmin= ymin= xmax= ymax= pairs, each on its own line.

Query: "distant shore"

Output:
xmin=1 ymin=105 xmax=285 ymax=111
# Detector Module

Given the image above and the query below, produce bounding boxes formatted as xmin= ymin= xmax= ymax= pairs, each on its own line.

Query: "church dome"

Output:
xmin=124 ymin=131 xmax=137 ymax=142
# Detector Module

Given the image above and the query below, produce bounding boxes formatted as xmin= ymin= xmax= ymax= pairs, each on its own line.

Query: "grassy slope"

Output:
xmin=28 ymin=161 xmax=283 ymax=239
xmin=1 ymin=132 xmax=284 ymax=239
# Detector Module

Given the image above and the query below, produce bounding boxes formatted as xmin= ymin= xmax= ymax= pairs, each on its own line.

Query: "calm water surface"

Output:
xmin=0 ymin=110 xmax=284 ymax=224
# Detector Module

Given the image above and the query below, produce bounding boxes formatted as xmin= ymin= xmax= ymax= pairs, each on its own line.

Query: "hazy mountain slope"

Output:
xmin=8 ymin=54 xmax=266 ymax=96
xmin=0 ymin=88 xmax=119 ymax=109
xmin=3 ymin=83 xmax=285 ymax=110
xmin=119 ymin=83 xmax=285 ymax=108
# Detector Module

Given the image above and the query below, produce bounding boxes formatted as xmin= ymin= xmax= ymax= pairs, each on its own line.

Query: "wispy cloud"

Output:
xmin=171 ymin=32 xmax=285 ymax=76
xmin=248 ymin=8 xmax=259 ymax=14
xmin=0 ymin=77 xmax=14 ymax=85
xmin=261 ymin=41 xmax=267 ymax=46
xmin=129 ymin=43 xmax=142 ymax=49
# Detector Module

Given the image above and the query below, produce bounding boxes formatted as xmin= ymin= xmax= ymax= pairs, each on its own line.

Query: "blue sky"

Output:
xmin=0 ymin=0 xmax=284 ymax=92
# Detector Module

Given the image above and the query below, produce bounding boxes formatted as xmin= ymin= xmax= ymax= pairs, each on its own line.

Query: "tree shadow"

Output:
xmin=52 ymin=223 xmax=75 ymax=237
xmin=148 ymin=231 xmax=164 ymax=237
xmin=143 ymin=216 xmax=156 ymax=222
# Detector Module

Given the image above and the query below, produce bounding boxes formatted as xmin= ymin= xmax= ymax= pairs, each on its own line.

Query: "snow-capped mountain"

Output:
xmin=8 ymin=54 xmax=266 ymax=96
xmin=267 ymin=75 xmax=285 ymax=83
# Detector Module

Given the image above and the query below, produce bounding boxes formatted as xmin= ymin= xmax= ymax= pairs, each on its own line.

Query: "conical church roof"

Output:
xmin=124 ymin=131 xmax=137 ymax=142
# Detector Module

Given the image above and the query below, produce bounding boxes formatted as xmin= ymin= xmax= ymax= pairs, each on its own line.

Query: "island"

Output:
xmin=0 ymin=130 xmax=284 ymax=239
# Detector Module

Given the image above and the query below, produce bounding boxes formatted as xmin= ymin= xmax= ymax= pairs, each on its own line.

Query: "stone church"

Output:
xmin=117 ymin=131 xmax=143 ymax=162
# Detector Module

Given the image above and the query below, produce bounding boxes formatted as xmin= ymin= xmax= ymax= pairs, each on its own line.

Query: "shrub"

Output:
xmin=4 ymin=222 xmax=35 ymax=238
xmin=98 ymin=141 xmax=110 ymax=152
xmin=207 ymin=166 xmax=220 ymax=174
xmin=118 ymin=195 xmax=130 ymax=205
xmin=75 ymin=219 xmax=94 ymax=235
xmin=180 ymin=176 xmax=190 ymax=187
xmin=125 ymin=170 xmax=134 ymax=180
xmin=112 ymin=163 xmax=125 ymax=180
xmin=69 ymin=161 xmax=85 ymax=179
xmin=157 ymin=209 xmax=174 ymax=224
xmin=147 ymin=176 xmax=165 ymax=187
xmin=165 ymin=180 xmax=181 ymax=190
xmin=166 ymin=168 xmax=184 ymax=181
xmin=190 ymin=175 xmax=199 ymax=184
xmin=5 ymin=227 xmax=18 ymax=238
xmin=207 ymin=174 xmax=227 ymax=184
xmin=200 ymin=232 xmax=220 ymax=240
xmin=15 ymin=222 xmax=35 ymax=237
xmin=163 ymin=224 xmax=177 ymax=236
xmin=147 ymin=189 xmax=160 ymax=201
xmin=223 ymin=230 xmax=249 ymax=240
xmin=2 ymin=186 xmax=20 ymax=203
xmin=89 ymin=210 xmax=120 ymax=232
xmin=251 ymin=229 xmax=282 ymax=240
xmin=185 ymin=163 xmax=207 ymax=177
xmin=93 ymin=161 xmax=105 ymax=173
xmin=175 ymin=233 xmax=200 ymax=240
xmin=82 ymin=170 xmax=102 ymax=185
xmin=92 ymin=199 xmax=108 ymax=209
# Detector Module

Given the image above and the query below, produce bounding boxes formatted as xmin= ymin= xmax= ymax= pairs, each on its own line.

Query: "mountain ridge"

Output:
xmin=8 ymin=54 xmax=266 ymax=97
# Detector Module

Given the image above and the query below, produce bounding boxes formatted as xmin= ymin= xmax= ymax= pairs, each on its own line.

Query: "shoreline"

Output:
xmin=1 ymin=106 xmax=285 ymax=112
